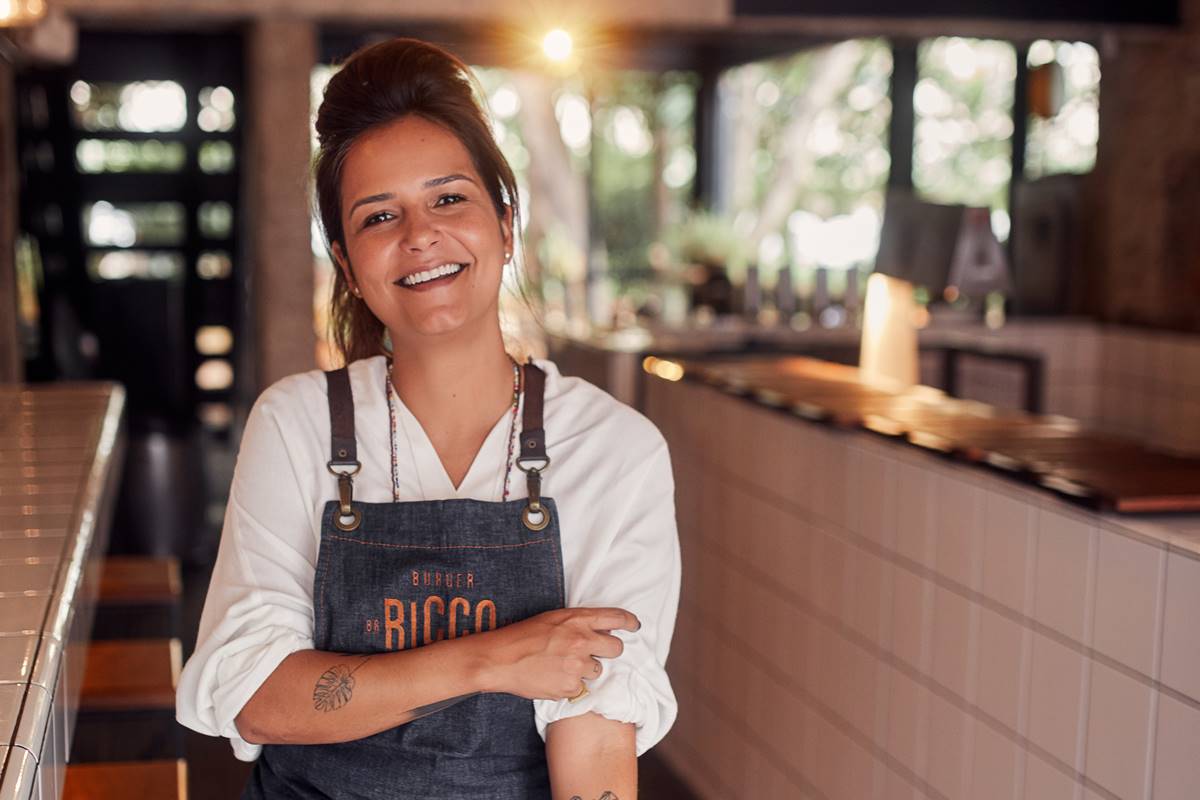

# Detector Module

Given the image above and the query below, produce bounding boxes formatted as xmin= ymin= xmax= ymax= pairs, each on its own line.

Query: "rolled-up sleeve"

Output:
xmin=533 ymin=436 xmax=681 ymax=756
xmin=176 ymin=380 xmax=322 ymax=761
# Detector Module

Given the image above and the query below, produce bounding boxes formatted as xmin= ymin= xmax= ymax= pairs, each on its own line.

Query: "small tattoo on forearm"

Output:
xmin=312 ymin=655 xmax=372 ymax=712
xmin=569 ymin=792 xmax=618 ymax=800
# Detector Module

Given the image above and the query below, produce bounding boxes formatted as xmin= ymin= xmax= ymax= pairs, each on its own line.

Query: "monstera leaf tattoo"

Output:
xmin=313 ymin=656 xmax=371 ymax=712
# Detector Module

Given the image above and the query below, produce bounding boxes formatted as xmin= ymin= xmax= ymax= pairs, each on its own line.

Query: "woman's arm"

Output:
xmin=234 ymin=640 xmax=484 ymax=745
xmin=533 ymin=431 xmax=681 ymax=756
xmin=235 ymin=606 xmax=639 ymax=746
xmin=546 ymin=713 xmax=636 ymax=800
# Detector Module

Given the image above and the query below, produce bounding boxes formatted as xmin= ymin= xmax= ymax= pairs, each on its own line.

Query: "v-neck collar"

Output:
xmin=382 ymin=359 xmax=522 ymax=501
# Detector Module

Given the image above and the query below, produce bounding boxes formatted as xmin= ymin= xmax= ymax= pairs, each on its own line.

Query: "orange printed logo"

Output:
xmin=382 ymin=595 xmax=497 ymax=650
xmin=411 ymin=570 xmax=474 ymax=589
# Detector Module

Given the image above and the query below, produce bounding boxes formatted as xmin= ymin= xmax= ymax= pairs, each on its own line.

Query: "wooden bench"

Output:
xmin=99 ymin=556 xmax=182 ymax=604
xmin=80 ymin=638 xmax=181 ymax=712
xmin=72 ymin=638 xmax=183 ymax=762
xmin=92 ymin=556 xmax=182 ymax=640
xmin=64 ymin=759 xmax=187 ymax=800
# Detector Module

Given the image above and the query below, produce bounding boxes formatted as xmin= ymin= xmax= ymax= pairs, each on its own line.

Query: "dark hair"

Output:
xmin=313 ymin=37 xmax=521 ymax=364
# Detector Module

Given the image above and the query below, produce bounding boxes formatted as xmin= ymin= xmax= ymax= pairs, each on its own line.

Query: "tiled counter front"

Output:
xmin=0 ymin=384 xmax=125 ymax=799
xmin=647 ymin=373 xmax=1200 ymax=800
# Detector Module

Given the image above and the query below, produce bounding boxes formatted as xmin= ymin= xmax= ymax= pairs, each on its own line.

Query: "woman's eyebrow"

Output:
xmin=348 ymin=192 xmax=394 ymax=218
xmin=423 ymin=173 xmax=476 ymax=188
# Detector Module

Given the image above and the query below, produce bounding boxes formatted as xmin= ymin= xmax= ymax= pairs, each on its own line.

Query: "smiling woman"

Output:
xmin=330 ymin=117 xmax=512 ymax=343
xmin=177 ymin=37 xmax=680 ymax=800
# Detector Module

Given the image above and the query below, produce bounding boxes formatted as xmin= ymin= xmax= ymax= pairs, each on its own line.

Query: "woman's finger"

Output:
xmin=590 ymin=632 xmax=625 ymax=660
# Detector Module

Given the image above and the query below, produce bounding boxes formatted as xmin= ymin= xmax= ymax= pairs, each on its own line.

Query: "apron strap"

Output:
xmin=326 ymin=367 xmax=358 ymax=468
xmin=325 ymin=367 xmax=362 ymax=531
xmin=517 ymin=362 xmax=547 ymax=469
xmin=517 ymin=361 xmax=551 ymax=532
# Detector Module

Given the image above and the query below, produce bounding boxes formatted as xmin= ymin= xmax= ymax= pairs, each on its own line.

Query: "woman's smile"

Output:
xmin=396 ymin=261 xmax=470 ymax=291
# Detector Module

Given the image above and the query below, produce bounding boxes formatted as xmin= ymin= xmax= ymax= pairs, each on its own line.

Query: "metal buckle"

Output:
xmin=515 ymin=455 xmax=550 ymax=473
xmin=331 ymin=464 xmax=362 ymax=531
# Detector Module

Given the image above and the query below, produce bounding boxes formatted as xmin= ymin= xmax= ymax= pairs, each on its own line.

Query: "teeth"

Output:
xmin=400 ymin=263 xmax=465 ymax=287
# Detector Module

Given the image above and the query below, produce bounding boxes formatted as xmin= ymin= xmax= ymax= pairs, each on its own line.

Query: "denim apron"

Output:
xmin=244 ymin=361 xmax=566 ymax=799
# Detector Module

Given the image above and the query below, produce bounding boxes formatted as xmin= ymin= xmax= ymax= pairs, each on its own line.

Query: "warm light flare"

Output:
xmin=0 ymin=0 xmax=45 ymax=27
xmin=642 ymin=356 xmax=684 ymax=382
xmin=542 ymin=29 xmax=573 ymax=63
xmin=859 ymin=273 xmax=919 ymax=387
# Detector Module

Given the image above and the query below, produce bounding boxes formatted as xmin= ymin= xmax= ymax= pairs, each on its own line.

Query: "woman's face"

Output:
xmin=332 ymin=115 xmax=512 ymax=345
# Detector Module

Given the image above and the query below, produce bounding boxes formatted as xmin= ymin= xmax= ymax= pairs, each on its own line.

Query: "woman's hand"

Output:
xmin=477 ymin=607 xmax=640 ymax=700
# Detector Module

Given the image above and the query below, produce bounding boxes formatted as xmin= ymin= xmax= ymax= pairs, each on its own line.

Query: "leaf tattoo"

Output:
xmin=569 ymin=793 xmax=618 ymax=800
xmin=312 ymin=655 xmax=372 ymax=712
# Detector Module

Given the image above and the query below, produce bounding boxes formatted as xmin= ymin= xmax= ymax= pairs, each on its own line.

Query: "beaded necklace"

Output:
xmin=385 ymin=357 xmax=522 ymax=503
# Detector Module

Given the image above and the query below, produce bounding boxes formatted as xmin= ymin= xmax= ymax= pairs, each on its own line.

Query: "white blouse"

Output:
xmin=176 ymin=355 xmax=680 ymax=761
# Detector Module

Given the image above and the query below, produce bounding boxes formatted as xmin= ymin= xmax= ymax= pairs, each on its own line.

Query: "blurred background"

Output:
xmin=2 ymin=0 xmax=1199 ymax=797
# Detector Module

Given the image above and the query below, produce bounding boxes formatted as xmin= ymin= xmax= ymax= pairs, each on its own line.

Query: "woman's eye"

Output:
xmin=435 ymin=193 xmax=466 ymax=207
xmin=362 ymin=211 xmax=392 ymax=228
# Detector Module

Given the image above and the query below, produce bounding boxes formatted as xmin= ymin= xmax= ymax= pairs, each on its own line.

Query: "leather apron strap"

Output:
xmin=325 ymin=366 xmax=361 ymax=531
xmin=324 ymin=360 xmax=552 ymax=532
xmin=516 ymin=360 xmax=551 ymax=532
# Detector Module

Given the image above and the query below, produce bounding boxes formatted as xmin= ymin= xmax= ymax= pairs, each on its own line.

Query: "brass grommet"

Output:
xmin=522 ymin=503 xmax=551 ymax=532
xmin=335 ymin=508 xmax=362 ymax=531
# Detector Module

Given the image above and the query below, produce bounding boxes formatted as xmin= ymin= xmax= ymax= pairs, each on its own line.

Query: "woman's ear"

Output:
xmin=500 ymin=205 xmax=514 ymax=261
xmin=331 ymin=241 xmax=357 ymax=291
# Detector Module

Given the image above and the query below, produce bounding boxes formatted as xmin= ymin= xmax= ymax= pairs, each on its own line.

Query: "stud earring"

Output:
xmin=352 ymin=287 xmax=362 ymax=297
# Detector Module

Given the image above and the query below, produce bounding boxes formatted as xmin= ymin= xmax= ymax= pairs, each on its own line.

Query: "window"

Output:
xmin=1024 ymin=40 xmax=1100 ymax=179
xmin=913 ymin=37 xmax=1016 ymax=238
xmin=717 ymin=40 xmax=893 ymax=302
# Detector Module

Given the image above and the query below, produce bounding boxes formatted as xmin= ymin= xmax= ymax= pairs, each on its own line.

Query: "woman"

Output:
xmin=176 ymin=37 xmax=680 ymax=800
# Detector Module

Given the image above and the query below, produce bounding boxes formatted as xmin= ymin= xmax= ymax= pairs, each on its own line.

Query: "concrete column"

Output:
xmin=244 ymin=16 xmax=318 ymax=392
xmin=0 ymin=58 xmax=22 ymax=383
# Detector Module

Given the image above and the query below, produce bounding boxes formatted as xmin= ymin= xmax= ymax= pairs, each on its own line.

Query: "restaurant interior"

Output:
xmin=3 ymin=0 xmax=1200 ymax=797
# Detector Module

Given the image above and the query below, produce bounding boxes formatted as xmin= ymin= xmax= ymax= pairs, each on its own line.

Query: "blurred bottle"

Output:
xmin=774 ymin=265 xmax=796 ymax=323
xmin=743 ymin=265 xmax=761 ymax=320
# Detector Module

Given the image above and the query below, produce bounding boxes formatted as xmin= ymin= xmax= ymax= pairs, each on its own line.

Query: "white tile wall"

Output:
xmin=1161 ymin=550 xmax=1200 ymax=701
xmin=1153 ymin=691 xmax=1200 ymax=800
xmin=1024 ymin=751 xmax=1079 ymax=800
xmin=1027 ymin=630 xmax=1088 ymax=768
xmin=976 ymin=604 xmax=1027 ymax=733
xmin=931 ymin=584 xmax=974 ymax=701
xmin=1084 ymin=660 xmax=1153 ymax=800
xmin=935 ymin=473 xmax=984 ymax=591
xmin=969 ymin=718 xmax=1020 ymax=800
xmin=982 ymin=490 xmax=1036 ymax=614
xmin=1092 ymin=528 xmax=1165 ymax=678
xmin=1033 ymin=507 xmax=1096 ymax=643
xmin=646 ymin=374 xmax=1200 ymax=800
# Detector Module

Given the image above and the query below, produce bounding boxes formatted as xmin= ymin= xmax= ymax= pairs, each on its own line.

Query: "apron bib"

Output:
xmin=245 ymin=362 xmax=565 ymax=800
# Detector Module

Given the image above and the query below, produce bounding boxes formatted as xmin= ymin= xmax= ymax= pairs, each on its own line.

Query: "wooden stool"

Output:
xmin=64 ymin=759 xmax=187 ymax=800
xmin=99 ymin=556 xmax=182 ymax=604
xmin=71 ymin=638 xmax=183 ymax=762
xmin=80 ymin=638 xmax=181 ymax=712
xmin=92 ymin=556 xmax=182 ymax=640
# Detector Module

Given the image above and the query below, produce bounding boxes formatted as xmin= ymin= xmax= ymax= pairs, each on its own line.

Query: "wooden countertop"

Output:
xmin=658 ymin=355 xmax=1200 ymax=514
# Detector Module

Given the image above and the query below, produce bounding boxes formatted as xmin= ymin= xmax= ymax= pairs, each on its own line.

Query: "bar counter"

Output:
xmin=0 ymin=384 xmax=125 ymax=799
xmin=644 ymin=356 xmax=1200 ymax=800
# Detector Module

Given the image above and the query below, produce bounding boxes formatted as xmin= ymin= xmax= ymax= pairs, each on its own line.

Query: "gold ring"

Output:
xmin=567 ymin=681 xmax=589 ymax=703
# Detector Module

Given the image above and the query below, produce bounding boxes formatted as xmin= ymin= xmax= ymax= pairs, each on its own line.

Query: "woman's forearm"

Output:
xmin=545 ymin=713 xmax=637 ymax=800
xmin=234 ymin=635 xmax=489 ymax=746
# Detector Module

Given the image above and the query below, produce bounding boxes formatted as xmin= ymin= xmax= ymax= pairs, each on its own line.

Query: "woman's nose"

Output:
xmin=400 ymin=210 xmax=440 ymax=252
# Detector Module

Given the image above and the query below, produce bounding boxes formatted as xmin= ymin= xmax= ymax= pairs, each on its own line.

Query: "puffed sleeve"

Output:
xmin=532 ymin=431 xmax=681 ymax=756
xmin=175 ymin=378 xmax=323 ymax=761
